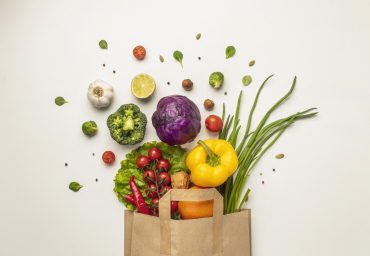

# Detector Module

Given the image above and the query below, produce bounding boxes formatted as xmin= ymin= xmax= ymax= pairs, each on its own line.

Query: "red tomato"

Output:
xmin=157 ymin=171 xmax=171 ymax=186
xmin=171 ymin=201 xmax=179 ymax=213
xmin=136 ymin=155 xmax=150 ymax=169
xmin=145 ymin=183 xmax=158 ymax=198
xmin=143 ymin=169 xmax=156 ymax=183
xmin=151 ymin=197 xmax=159 ymax=207
xmin=148 ymin=147 xmax=162 ymax=161
xmin=133 ymin=45 xmax=146 ymax=60
xmin=102 ymin=151 xmax=115 ymax=164
xmin=205 ymin=115 xmax=223 ymax=132
xmin=156 ymin=158 xmax=171 ymax=171
xmin=159 ymin=185 xmax=172 ymax=196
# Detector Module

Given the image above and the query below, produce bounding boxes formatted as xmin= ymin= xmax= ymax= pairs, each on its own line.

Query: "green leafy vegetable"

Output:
xmin=218 ymin=75 xmax=318 ymax=214
xmin=225 ymin=46 xmax=236 ymax=59
xmin=55 ymin=96 xmax=68 ymax=106
xmin=69 ymin=182 xmax=83 ymax=192
xmin=114 ymin=141 xmax=188 ymax=210
xmin=196 ymin=33 xmax=201 ymax=40
xmin=99 ymin=40 xmax=108 ymax=49
xmin=173 ymin=50 xmax=183 ymax=67
xmin=242 ymin=75 xmax=252 ymax=86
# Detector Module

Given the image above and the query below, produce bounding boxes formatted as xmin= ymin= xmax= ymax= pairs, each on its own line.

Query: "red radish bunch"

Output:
xmin=128 ymin=147 xmax=178 ymax=216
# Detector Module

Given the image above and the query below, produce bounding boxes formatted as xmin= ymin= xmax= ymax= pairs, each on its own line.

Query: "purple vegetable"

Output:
xmin=152 ymin=95 xmax=201 ymax=145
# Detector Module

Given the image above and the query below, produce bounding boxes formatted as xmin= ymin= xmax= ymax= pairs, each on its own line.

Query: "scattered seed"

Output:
xmin=259 ymin=172 xmax=263 ymax=176
xmin=65 ymin=163 xmax=68 ymax=167
xmin=198 ymin=56 xmax=201 ymax=60
xmin=249 ymin=60 xmax=256 ymax=67
xmin=95 ymin=178 xmax=98 ymax=182
xmin=113 ymin=70 xmax=116 ymax=74
xmin=103 ymin=64 xmax=106 ymax=67
xmin=196 ymin=33 xmax=201 ymax=40
xmin=273 ymin=168 xmax=276 ymax=172
xmin=224 ymin=92 xmax=228 ymax=95
xmin=262 ymin=181 xmax=265 ymax=184
xmin=167 ymin=82 xmax=170 ymax=85
xmin=92 ymin=153 xmax=95 ymax=156
xmin=275 ymin=153 xmax=285 ymax=159
xmin=159 ymin=55 xmax=164 ymax=63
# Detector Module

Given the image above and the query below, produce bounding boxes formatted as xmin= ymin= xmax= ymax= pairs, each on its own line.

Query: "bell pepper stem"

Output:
xmin=197 ymin=140 xmax=221 ymax=167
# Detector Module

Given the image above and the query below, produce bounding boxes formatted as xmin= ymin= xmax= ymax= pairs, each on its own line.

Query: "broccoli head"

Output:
xmin=209 ymin=72 xmax=224 ymax=89
xmin=82 ymin=121 xmax=98 ymax=137
xmin=107 ymin=104 xmax=147 ymax=145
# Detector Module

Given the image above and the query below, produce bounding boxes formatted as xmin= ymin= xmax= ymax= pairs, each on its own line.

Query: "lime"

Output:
xmin=131 ymin=73 xmax=156 ymax=99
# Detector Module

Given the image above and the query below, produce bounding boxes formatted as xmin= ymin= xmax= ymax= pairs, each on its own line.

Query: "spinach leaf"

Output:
xmin=173 ymin=50 xmax=183 ymax=67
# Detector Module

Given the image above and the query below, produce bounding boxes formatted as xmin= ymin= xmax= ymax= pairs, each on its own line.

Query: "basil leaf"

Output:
xmin=173 ymin=50 xmax=183 ymax=67
xmin=225 ymin=45 xmax=236 ymax=59
xmin=242 ymin=75 xmax=252 ymax=86
xmin=99 ymin=40 xmax=108 ymax=49
xmin=69 ymin=182 xmax=83 ymax=192
xmin=55 ymin=96 xmax=68 ymax=106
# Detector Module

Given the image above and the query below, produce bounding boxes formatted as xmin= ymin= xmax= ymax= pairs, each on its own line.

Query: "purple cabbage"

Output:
xmin=152 ymin=95 xmax=201 ymax=145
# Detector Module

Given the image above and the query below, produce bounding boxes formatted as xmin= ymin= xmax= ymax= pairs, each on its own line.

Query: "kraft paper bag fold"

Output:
xmin=124 ymin=188 xmax=251 ymax=256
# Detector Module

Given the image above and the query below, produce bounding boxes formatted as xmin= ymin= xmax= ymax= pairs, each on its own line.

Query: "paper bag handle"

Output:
xmin=159 ymin=188 xmax=223 ymax=255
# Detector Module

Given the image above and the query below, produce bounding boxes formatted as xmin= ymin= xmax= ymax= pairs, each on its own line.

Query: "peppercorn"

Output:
xmin=203 ymin=99 xmax=215 ymax=111
xmin=182 ymin=79 xmax=193 ymax=91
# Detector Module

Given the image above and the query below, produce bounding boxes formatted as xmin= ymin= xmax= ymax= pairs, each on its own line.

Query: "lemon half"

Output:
xmin=131 ymin=73 xmax=156 ymax=99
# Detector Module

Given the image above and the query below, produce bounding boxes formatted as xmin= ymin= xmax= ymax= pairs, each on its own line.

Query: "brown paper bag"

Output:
xmin=124 ymin=188 xmax=251 ymax=256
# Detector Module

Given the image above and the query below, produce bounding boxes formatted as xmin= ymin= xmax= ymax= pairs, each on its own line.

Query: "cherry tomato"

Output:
xmin=157 ymin=171 xmax=171 ymax=186
xmin=133 ymin=45 xmax=146 ymax=60
xmin=171 ymin=201 xmax=179 ymax=213
xmin=145 ymin=183 xmax=158 ymax=198
xmin=205 ymin=115 xmax=223 ymax=132
xmin=136 ymin=155 xmax=150 ymax=169
xmin=159 ymin=185 xmax=172 ymax=196
xmin=151 ymin=197 xmax=159 ymax=207
xmin=148 ymin=147 xmax=162 ymax=161
xmin=156 ymin=158 xmax=171 ymax=171
xmin=143 ymin=169 xmax=156 ymax=183
xmin=102 ymin=151 xmax=115 ymax=164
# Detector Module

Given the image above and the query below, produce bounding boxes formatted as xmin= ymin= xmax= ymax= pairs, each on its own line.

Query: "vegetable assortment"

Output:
xmin=58 ymin=35 xmax=317 ymax=222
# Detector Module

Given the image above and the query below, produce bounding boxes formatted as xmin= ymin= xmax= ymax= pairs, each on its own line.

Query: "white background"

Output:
xmin=1 ymin=0 xmax=370 ymax=255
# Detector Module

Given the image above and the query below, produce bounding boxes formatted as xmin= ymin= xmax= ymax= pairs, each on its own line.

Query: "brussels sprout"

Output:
xmin=209 ymin=72 xmax=224 ymax=89
xmin=82 ymin=121 xmax=98 ymax=137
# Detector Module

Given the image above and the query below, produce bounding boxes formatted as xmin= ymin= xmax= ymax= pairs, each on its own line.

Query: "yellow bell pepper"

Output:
xmin=186 ymin=139 xmax=238 ymax=187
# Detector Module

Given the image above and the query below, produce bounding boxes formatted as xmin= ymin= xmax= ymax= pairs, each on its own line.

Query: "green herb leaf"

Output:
xmin=69 ymin=182 xmax=83 ymax=192
xmin=173 ymin=50 xmax=183 ymax=67
xmin=99 ymin=40 xmax=108 ymax=49
xmin=249 ymin=60 xmax=255 ymax=67
xmin=196 ymin=33 xmax=201 ymax=40
xmin=242 ymin=75 xmax=252 ymax=86
xmin=159 ymin=55 xmax=164 ymax=63
xmin=225 ymin=45 xmax=236 ymax=59
xmin=55 ymin=96 xmax=68 ymax=106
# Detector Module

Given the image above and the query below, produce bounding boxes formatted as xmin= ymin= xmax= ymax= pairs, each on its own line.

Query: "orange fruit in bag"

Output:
xmin=178 ymin=186 xmax=214 ymax=219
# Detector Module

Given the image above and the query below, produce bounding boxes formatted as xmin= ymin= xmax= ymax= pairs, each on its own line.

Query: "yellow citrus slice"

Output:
xmin=131 ymin=73 xmax=156 ymax=99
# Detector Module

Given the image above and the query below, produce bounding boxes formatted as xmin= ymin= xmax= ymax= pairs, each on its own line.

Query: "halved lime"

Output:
xmin=131 ymin=73 xmax=156 ymax=99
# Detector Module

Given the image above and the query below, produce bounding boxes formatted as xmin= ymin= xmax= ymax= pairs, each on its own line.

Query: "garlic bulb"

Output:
xmin=87 ymin=80 xmax=114 ymax=109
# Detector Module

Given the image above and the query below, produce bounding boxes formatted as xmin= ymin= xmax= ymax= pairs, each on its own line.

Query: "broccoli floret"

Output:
xmin=107 ymin=104 xmax=147 ymax=145
xmin=82 ymin=121 xmax=98 ymax=137
xmin=209 ymin=72 xmax=224 ymax=89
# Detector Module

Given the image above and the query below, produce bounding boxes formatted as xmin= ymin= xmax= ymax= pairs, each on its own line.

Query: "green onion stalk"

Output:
xmin=218 ymin=75 xmax=318 ymax=214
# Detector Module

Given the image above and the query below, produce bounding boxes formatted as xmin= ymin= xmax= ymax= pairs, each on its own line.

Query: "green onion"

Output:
xmin=218 ymin=75 xmax=318 ymax=214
